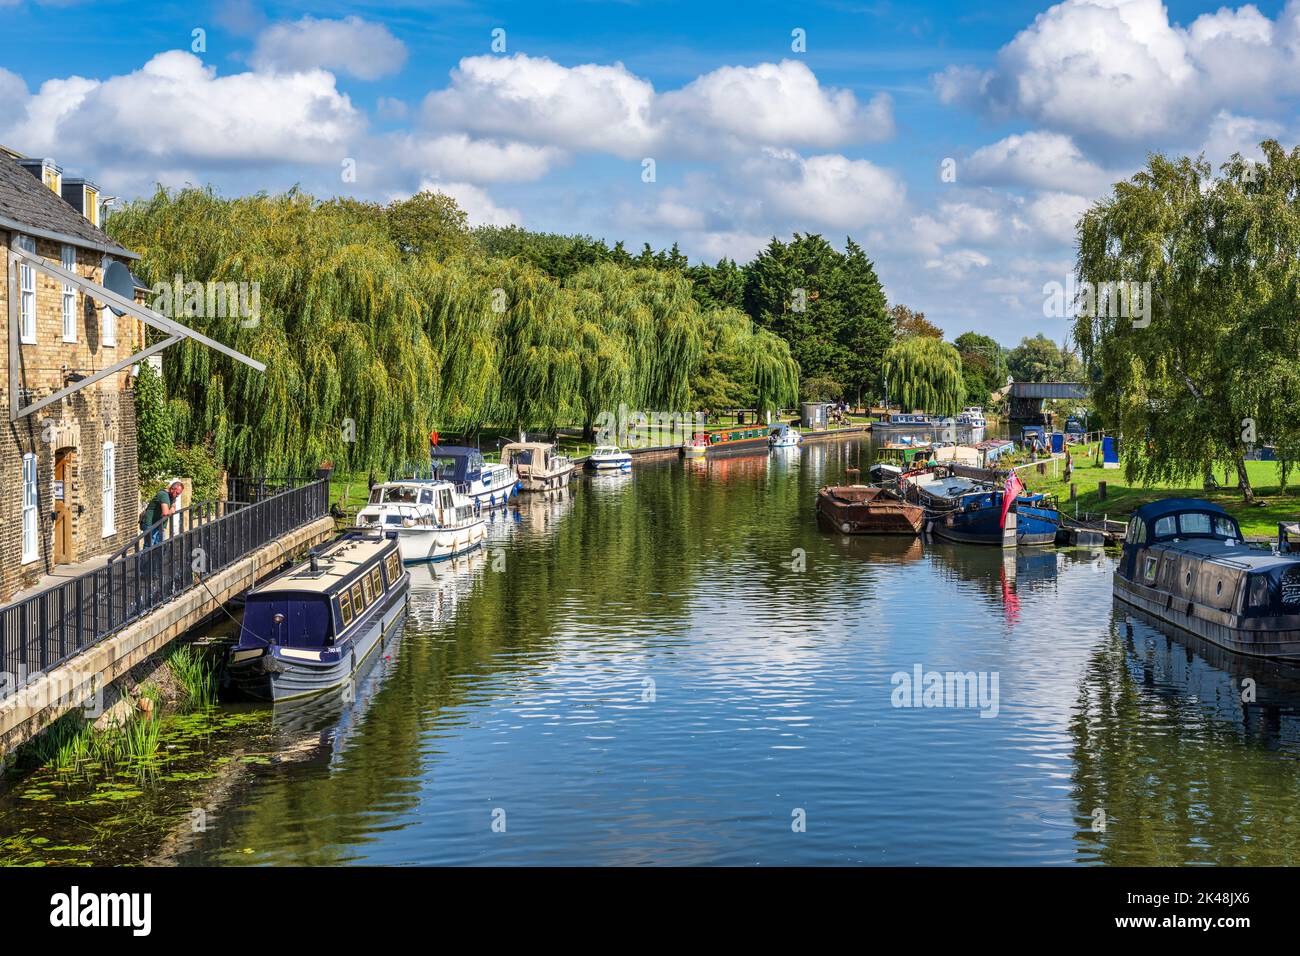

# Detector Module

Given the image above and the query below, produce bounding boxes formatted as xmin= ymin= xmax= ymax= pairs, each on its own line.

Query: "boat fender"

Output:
xmin=841 ymin=522 xmax=852 ymax=534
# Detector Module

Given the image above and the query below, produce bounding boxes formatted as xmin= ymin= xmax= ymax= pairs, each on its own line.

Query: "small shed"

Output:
xmin=801 ymin=402 xmax=831 ymax=431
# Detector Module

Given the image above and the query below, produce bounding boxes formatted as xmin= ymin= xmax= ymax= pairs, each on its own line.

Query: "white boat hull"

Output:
xmin=462 ymin=471 xmax=520 ymax=509
xmin=589 ymin=457 xmax=632 ymax=471
xmin=394 ymin=519 xmax=487 ymax=563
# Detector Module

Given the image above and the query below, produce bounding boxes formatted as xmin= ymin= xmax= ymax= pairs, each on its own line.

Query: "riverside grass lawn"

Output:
xmin=1018 ymin=441 xmax=1300 ymax=537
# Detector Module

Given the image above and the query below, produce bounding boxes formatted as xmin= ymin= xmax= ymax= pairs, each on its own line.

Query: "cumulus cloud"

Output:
xmin=964 ymin=131 xmax=1112 ymax=193
xmin=395 ymin=133 xmax=564 ymax=183
xmin=424 ymin=54 xmax=659 ymax=159
xmin=0 ymin=51 xmax=363 ymax=178
xmin=935 ymin=0 xmax=1300 ymax=148
xmin=250 ymin=15 xmax=408 ymax=81
xmin=422 ymin=53 xmax=894 ymax=159
xmin=748 ymin=149 xmax=905 ymax=229
xmin=659 ymin=59 xmax=894 ymax=149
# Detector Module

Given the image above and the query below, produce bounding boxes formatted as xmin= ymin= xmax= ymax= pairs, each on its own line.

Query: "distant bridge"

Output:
xmin=1007 ymin=382 xmax=1088 ymax=425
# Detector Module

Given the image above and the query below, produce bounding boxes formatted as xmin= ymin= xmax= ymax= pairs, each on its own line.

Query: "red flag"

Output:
xmin=999 ymin=470 xmax=1023 ymax=529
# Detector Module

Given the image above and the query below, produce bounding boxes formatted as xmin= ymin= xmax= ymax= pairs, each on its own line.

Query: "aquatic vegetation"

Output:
xmin=166 ymin=645 xmax=217 ymax=710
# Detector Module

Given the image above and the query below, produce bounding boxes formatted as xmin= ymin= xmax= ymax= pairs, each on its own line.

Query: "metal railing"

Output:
xmin=0 ymin=478 xmax=329 ymax=689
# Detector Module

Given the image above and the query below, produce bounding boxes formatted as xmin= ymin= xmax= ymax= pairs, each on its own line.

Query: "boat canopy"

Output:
xmin=430 ymin=445 xmax=486 ymax=483
xmin=1128 ymin=498 xmax=1239 ymax=543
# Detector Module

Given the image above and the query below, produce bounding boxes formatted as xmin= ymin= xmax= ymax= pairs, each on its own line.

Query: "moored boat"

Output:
xmin=904 ymin=468 xmax=1018 ymax=547
xmin=355 ymin=479 xmax=487 ymax=562
xmin=588 ymin=445 xmax=633 ymax=471
xmin=688 ymin=423 xmax=772 ymax=456
xmin=1114 ymin=499 xmax=1300 ymax=660
xmin=429 ymin=444 xmax=519 ymax=509
xmin=501 ymin=441 xmax=575 ymax=491
xmin=816 ymin=485 xmax=925 ymax=535
xmin=769 ymin=422 xmax=803 ymax=448
xmin=1015 ymin=492 xmax=1061 ymax=546
xmin=224 ymin=531 xmax=410 ymax=702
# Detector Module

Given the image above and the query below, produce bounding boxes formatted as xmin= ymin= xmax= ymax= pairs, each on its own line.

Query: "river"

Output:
xmin=5 ymin=436 xmax=1300 ymax=866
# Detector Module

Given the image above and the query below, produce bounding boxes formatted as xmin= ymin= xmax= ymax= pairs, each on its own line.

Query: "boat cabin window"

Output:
xmin=513 ymin=449 xmax=534 ymax=465
xmin=373 ymin=486 xmax=419 ymax=505
xmin=439 ymin=489 xmax=453 ymax=509
xmin=243 ymin=596 xmax=333 ymax=648
xmin=385 ymin=552 xmax=401 ymax=585
xmin=361 ymin=573 xmax=374 ymax=606
xmin=368 ymin=567 xmax=384 ymax=599
xmin=421 ymin=489 xmax=434 ymax=505
xmin=1149 ymin=510 xmax=1239 ymax=540
xmin=351 ymin=582 xmax=366 ymax=615
xmin=338 ymin=590 xmax=354 ymax=627
xmin=1179 ymin=512 xmax=1212 ymax=535
xmin=1153 ymin=516 xmax=1177 ymax=538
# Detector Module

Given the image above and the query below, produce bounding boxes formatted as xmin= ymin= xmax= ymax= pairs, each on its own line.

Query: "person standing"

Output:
xmin=140 ymin=480 xmax=184 ymax=546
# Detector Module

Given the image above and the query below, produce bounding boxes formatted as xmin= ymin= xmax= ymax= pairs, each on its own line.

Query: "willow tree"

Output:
xmin=882 ymin=336 xmax=965 ymax=415
xmin=109 ymin=188 xmax=444 ymax=478
xmin=1074 ymin=141 xmax=1300 ymax=500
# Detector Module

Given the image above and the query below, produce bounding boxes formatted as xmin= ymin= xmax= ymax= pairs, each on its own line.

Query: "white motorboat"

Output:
xmin=957 ymin=407 xmax=987 ymax=428
xmin=430 ymin=444 xmax=519 ymax=509
xmin=769 ymin=423 xmax=803 ymax=448
xmin=355 ymin=480 xmax=487 ymax=563
xmin=501 ymin=441 xmax=575 ymax=492
xmin=587 ymin=445 xmax=633 ymax=471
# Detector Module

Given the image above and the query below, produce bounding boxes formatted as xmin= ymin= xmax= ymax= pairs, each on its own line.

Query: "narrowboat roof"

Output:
xmin=1131 ymin=498 xmax=1230 ymax=523
xmin=254 ymin=533 xmax=397 ymax=596
xmin=1148 ymin=537 xmax=1298 ymax=572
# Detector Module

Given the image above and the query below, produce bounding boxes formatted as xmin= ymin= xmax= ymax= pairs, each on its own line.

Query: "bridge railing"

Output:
xmin=0 ymin=478 xmax=329 ymax=695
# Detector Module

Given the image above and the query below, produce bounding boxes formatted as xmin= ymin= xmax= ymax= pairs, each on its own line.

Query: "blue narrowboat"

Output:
xmin=1114 ymin=499 xmax=1300 ymax=660
xmin=225 ymin=531 xmax=410 ymax=702
xmin=906 ymin=471 xmax=1018 ymax=547
xmin=1015 ymin=493 xmax=1061 ymax=546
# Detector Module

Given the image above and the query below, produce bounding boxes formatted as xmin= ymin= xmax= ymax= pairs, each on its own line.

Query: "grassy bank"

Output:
xmin=1016 ymin=441 xmax=1298 ymax=536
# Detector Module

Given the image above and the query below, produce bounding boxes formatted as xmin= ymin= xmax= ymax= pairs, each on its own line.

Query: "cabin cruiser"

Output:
xmin=770 ymin=422 xmax=803 ymax=448
xmin=355 ymin=480 xmax=487 ymax=563
xmin=682 ymin=438 xmax=707 ymax=459
xmin=588 ymin=445 xmax=633 ymax=471
xmin=501 ymin=441 xmax=575 ymax=492
xmin=957 ymin=407 xmax=987 ymax=428
xmin=225 ymin=531 xmax=409 ymax=702
xmin=1115 ymin=499 xmax=1300 ymax=659
xmin=430 ymin=445 xmax=519 ymax=509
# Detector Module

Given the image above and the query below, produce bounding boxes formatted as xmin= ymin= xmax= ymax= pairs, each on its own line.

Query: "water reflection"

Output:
xmin=7 ymin=433 xmax=1300 ymax=866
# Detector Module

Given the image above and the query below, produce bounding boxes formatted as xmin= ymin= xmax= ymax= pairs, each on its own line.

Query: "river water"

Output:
xmin=6 ymin=437 xmax=1300 ymax=866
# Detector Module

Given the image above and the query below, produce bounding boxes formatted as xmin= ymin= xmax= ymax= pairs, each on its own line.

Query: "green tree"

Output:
xmin=133 ymin=359 xmax=172 ymax=481
xmin=1075 ymin=141 xmax=1300 ymax=500
xmin=386 ymin=190 xmax=471 ymax=259
xmin=883 ymin=336 xmax=966 ymax=415
xmin=953 ymin=331 xmax=1005 ymax=407
xmin=889 ymin=304 xmax=942 ymax=339
xmin=1007 ymin=334 xmax=1065 ymax=382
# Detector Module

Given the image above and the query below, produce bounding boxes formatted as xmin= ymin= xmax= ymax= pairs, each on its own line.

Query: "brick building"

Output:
xmin=1 ymin=147 xmax=145 ymax=603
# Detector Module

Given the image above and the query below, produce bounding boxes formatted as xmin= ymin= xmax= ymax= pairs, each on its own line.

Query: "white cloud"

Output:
xmin=417 ymin=180 xmax=518 ymax=227
xmin=965 ymin=131 xmax=1112 ymax=193
xmin=396 ymin=133 xmax=564 ymax=183
xmin=935 ymin=0 xmax=1300 ymax=147
xmin=750 ymin=149 xmax=905 ymax=229
xmin=660 ymin=59 xmax=893 ymax=149
xmin=424 ymin=54 xmax=659 ymax=159
xmin=1023 ymin=191 xmax=1091 ymax=245
xmin=422 ymin=53 xmax=894 ymax=160
xmin=250 ymin=15 xmax=408 ymax=81
xmin=0 ymin=52 xmax=364 ymax=179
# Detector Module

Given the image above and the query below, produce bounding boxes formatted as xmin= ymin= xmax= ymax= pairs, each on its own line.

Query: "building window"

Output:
xmin=102 ymin=441 xmax=116 ymax=537
xmin=16 ymin=234 xmax=36 ymax=344
xmin=101 ymin=256 xmax=116 ymax=347
xmin=85 ymin=188 xmax=99 ymax=227
xmin=61 ymin=244 xmax=77 ymax=342
xmin=22 ymin=453 xmax=39 ymax=563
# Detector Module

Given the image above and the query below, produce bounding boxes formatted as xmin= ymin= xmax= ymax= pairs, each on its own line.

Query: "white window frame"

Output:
xmin=21 ymin=453 xmax=39 ymax=563
xmin=16 ymin=234 xmax=36 ymax=344
xmin=101 ymin=441 xmax=116 ymax=537
xmin=61 ymin=243 xmax=77 ymax=342
xmin=100 ymin=255 xmax=116 ymax=347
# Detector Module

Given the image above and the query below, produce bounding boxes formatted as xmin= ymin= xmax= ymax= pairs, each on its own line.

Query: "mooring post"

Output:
xmin=1070 ymin=483 xmax=1077 ymax=501
xmin=1098 ymin=481 xmax=1107 ymax=501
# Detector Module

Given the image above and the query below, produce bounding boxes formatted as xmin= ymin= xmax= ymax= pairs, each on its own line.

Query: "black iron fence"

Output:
xmin=0 ymin=478 xmax=329 ymax=689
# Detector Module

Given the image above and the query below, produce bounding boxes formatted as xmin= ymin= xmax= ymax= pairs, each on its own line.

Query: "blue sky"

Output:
xmin=2 ymin=0 xmax=1298 ymax=345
